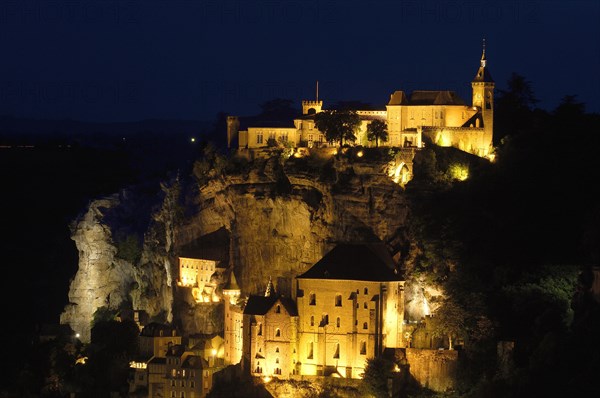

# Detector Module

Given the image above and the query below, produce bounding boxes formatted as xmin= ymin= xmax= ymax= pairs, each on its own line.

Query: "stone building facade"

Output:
xmin=222 ymin=243 xmax=406 ymax=380
xmin=227 ymin=46 xmax=494 ymax=158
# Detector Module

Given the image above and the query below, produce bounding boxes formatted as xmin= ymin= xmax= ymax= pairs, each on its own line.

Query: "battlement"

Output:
xmin=302 ymin=100 xmax=323 ymax=106
xmin=302 ymin=100 xmax=323 ymax=115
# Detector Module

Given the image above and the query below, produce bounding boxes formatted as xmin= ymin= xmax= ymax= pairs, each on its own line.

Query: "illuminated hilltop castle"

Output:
xmin=227 ymin=44 xmax=494 ymax=158
xmin=222 ymin=243 xmax=405 ymax=380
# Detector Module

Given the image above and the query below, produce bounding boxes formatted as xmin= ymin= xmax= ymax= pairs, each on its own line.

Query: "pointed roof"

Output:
xmin=224 ymin=271 xmax=240 ymax=291
xmin=264 ymin=276 xmax=275 ymax=297
xmin=473 ymin=40 xmax=494 ymax=83
xmin=297 ymin=243 xmax=402 ymax=282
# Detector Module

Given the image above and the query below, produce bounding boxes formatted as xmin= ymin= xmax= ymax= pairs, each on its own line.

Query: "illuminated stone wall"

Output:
xmin=244 ymin=302 xmax=298 ymax=379
xmin=405 ymin=348 xmax=458 ymax=392
xmin=295 ymin=279 xmax=405 ymax=379
xmin=223 ymin=294 xmax=243 ymax=365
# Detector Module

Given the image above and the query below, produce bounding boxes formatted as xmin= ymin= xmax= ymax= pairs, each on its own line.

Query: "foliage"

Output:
xmin=114 ymin=232 xmax=142 ymax=264
xmin=192 ymin=141 xmax=230 ymax=184
xmin=366 ymin=119 xmax=389 ymax=147
xmin=360 ymin=356 xmax=396 ymax=398
xmin=92 ymin=306 xmax=116 ymax=327
xmin=314 ymin=109 xmax=361 ymax=146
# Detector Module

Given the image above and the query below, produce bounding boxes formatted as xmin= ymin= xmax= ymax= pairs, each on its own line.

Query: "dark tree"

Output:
xmin=366 ymin=119 xmax=388 ymax=147
xmin=314 ymin=109 xmax=361 ymax=146
xmin=495 ymin=72 xmax=539 ymax=144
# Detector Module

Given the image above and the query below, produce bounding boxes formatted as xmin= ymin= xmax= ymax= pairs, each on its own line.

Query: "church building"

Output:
xmin=222 ymin=243 xmax=406 ymax=380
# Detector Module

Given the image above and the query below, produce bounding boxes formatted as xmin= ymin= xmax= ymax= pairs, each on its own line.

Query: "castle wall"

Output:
xmin=405 ymin=348 xmax=458 ymax=392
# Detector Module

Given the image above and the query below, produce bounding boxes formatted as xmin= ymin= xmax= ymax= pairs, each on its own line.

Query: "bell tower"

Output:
xmin=471 ymin=39 xmax=495 ymax=152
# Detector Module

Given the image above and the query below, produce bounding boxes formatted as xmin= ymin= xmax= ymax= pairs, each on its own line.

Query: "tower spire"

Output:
xmin=265 ymin=276 xmax=274 ymax=297
xmin=481 ymin=38 xmax=487 ymax=67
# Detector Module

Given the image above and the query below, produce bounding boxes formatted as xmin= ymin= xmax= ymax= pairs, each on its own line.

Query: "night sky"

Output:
xmin=1 ymin=0 xmax=599 ymax=123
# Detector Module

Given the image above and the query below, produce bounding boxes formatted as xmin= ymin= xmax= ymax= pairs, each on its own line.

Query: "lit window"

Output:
xmin=257 ymin=131 xmax=263 ymax=144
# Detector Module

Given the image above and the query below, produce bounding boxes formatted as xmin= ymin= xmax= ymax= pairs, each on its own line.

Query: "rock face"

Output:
xmin=61 ymin=149 xmax=425 ymax=342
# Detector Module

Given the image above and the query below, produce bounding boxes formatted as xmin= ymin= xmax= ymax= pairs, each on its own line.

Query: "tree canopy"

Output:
xmin=313 ymin=109 xmax=361 ymax=146
xmin=366 ymin=119 xmax=388 ymax=147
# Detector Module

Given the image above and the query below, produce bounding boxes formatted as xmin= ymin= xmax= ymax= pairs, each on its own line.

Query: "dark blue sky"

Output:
xmin=1 ymin=0 xmax=598 ymax=122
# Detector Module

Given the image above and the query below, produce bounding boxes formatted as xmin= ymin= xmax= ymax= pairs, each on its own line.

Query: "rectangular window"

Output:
xmin=309 ymin=293 xmax=316 ymax=305
xmin=335 ymin=294 xmax=342 ymax=306
xmin=257 ymin=132 xmax=263 ymax=144
xmin=360 ymin=341 xmax=367 ymax=355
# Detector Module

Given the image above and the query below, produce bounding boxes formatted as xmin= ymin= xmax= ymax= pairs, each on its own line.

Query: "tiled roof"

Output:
xmin=388 ymin=91 xmax=409 ymax=105
xmin=243 ymin=296 xmax=298 ymax=316
xmin=409 ymin=91 xmax=466 ymax=105
xmin=296 ymin=243 xmax=402 ymax=282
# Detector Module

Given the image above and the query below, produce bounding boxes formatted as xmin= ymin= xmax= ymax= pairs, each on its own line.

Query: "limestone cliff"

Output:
xmin=61 ymin=148 xmax=432 ymax=343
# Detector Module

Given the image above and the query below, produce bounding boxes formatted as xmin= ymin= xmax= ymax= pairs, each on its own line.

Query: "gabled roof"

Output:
xmin=409 ymin=91 xmax=466 ymax=106
xmin=178 ymin=227 xmax=229 ymax=264
xmin=243 ymin=295 xmax=298 ymax=316
xmin=388 ymin=90 xmax=409 ymax=105
xmin=296 ymin=243 xmax=402 ymax=282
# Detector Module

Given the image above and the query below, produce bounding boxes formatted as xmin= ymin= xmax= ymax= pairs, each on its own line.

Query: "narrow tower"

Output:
xmin=471 ymin=39 xmax=495 ymax=155
xmin=302 ymin=81 xmax=323 ymax=115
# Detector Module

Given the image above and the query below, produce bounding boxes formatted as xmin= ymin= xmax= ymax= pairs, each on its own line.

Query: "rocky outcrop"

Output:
xmin=61 ymin=149 xmax=428 ymax=342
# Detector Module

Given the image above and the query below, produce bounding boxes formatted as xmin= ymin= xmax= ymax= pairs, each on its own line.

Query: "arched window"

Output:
xmin=276 ymin=347 xmax=279 ymax=353
xmin=364 ymin=287 xmax=368 ymax=295
xmin=276 ymin=305 xmax=281 ymax=313
xmin=276 ymin=328 xmax=281 ymax=337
